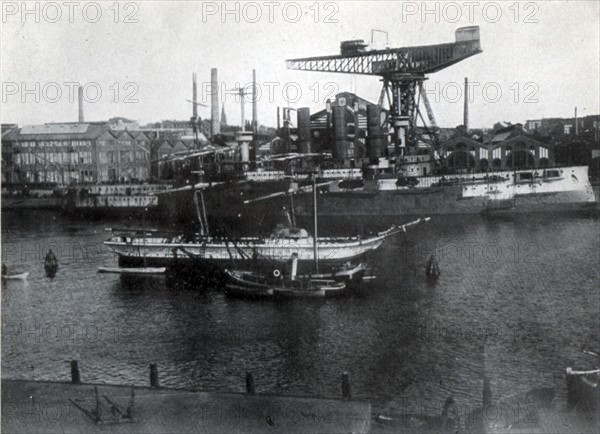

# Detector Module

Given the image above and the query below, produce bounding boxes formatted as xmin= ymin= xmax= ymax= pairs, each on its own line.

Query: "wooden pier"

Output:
xmin=2 ymin=364 xmax=370 ymax=433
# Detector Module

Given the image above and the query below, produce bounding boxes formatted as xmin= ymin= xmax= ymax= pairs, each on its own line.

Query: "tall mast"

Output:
xmin=312 ymin=177 xmax=318 ymax=272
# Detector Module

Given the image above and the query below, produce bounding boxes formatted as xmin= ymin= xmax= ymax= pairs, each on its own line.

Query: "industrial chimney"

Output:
xmin=211 ymin=68 xmax=220 ymax=137
xmin=574 ymin=107 xmax=578 ymax=136
xmin=463 ymin=77 xmax=469 ymax=132
xmin=252 ymin=69 xmax=257 ymax=133
xmin=297 ymin=108 xmax=311 ymax=153
xmin=78 ymin=86 xmax=84 ymax=122
xmin=192 ymin=73 xmax=198 ymax=118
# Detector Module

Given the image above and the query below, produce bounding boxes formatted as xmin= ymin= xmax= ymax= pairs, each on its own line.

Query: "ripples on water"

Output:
xmin=2 ymin=210 xmax=599 ymax=416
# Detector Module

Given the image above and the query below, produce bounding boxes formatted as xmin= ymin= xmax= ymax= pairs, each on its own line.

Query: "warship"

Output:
xmin=157 ymin=26 xmax=598 ymax=233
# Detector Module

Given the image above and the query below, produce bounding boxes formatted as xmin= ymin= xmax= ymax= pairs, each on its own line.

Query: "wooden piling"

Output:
xmin=70 ymin=360 xmax=81 ymax=384
xmin=483 ymin=377 xmax=492 ymax=407
xmin=566 ymin=368 xmax=577 ymax=410
xmin=245 ymin=372 xmax=255 ymax=394
xmin=150 ymin=363 xmax=159 ymax=388
xmin=95 ymin=385 xmax=101 ymax=422
xmin=342 ymin=372 xmax=351 ymax=400
xmin=126 ymin=384 xmax=135 ymax=418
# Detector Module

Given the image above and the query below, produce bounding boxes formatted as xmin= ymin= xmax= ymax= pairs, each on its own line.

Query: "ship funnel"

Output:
xmin=297 ymin=107 xmax=311 ymax=153
xmin=366 ymin=104 xmax=384 ymax=160
xmin=332 ymin=105 xmax=348 ymax=160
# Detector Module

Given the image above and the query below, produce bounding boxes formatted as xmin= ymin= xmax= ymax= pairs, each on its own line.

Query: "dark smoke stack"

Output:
xmin=463 ymin=77 xmax=469 ymax=132
xmin=211 ymin=68 xmax=220 ymax=137
xmin=326 ymin=100 xmax=332 ymax=150
xmin=332 ymin=105 xmax=348 ymax=160
xmin=252 ymin=69 xmax=257 ymax=133
xmin=297 ymin=108 xmax=311 ymax=153
xmin=574 ymin=107 xmax=578 ymax=136
xmin=366 ymin=104 xmax=384 ymax=160
xmin=192 ymin=73 xmax=198 ymax=118
xmin=277 ymin=107 xmax=281 ymax=130
xmin=78 ymin=86 xmax=84 ymax=122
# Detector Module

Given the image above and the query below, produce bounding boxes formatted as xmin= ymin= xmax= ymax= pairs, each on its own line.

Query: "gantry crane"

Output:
xmin=286 ymin=26 xmax=482 ymax=157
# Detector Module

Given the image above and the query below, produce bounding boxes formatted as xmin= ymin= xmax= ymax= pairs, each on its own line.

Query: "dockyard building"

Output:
xmin=1 ymin=122 xmax=154 ymax=187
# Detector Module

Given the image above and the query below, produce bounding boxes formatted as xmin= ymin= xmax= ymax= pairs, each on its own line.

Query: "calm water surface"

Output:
xmin=2 ymin=210 xmax=599 ymax=416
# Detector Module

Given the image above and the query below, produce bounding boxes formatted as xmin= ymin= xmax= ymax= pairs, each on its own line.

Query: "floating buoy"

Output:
xmin=425 ymin=255 xmax=440 ymax=278
xmin=44 ymin=249 xmax=59 ymax=278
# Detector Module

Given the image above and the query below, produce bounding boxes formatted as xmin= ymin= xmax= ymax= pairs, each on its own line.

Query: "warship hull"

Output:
xmin=158 ymin=166 xmax=598 ymax=234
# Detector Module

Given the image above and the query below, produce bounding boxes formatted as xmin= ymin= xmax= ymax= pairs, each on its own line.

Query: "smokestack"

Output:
xmin=211 ymin=68 xmax=220 ymax=137
xmin=78 ymin=86 xmax=84 ymax=122
xmin=277 ymin=107 xmax=281 ymax=130
xmin=463 ymin=77 xmax=469 ymax=132
xmin=192 ymin=73 xmax=198 ymax=118
xmin=574 ymin=107 xmax=578 ymax=136
xmin=297 ymin=108 xmax=311 ymax=153
xmin=252 ymin=69 xmax=257 ymax=133
xmin=332 ymin=105 xmax=349 ymax=161
xmin=366 ymin=104 xmax=384 ymax=161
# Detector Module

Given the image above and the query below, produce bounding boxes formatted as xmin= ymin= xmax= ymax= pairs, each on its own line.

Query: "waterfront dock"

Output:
xmin=2 ymin=378 xmax=371 ymax=433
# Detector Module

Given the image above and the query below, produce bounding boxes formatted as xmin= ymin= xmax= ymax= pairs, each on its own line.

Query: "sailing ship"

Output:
xmin=105 ymin=213 xmax=426 ymax=274
xmin=105 ymin=176 xmax=430 ymax=277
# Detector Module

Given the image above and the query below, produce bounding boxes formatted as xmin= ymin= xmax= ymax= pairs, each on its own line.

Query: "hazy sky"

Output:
xmin=1 ymin=1 xmax=599 ymax=128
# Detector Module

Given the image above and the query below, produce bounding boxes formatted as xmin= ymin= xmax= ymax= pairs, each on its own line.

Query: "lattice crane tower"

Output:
xmin=286 ymin=26 xmax=482 ymax=156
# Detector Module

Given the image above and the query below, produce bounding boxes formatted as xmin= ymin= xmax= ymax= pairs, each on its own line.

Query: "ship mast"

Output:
xmin=312 ymin=176 xmax=318 ymax=272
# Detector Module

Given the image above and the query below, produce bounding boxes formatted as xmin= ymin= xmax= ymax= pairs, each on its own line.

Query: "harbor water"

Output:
xmin=2 ymin=210 xmax=599 ymax=418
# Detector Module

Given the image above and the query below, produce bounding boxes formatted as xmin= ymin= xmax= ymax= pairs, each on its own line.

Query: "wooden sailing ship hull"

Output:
xmin=105 ymin=234 xmax=387 ymax=273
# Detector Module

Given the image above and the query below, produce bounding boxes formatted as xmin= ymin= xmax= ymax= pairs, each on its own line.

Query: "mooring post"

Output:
xmin=126 ymin=384 xmax=135 ymax=418
xmin=70 ymin=360 xmax=81 ymax=384
xmin=246 ymin=372 xmax=255 ymax=394
xmin=483 ymin=377 xmax=492 ymax=407
xmin=565 ymin=367 xmax=577 ymax=410
xmin=150 ymin=363 xmax=159 ymax=388
xmin=342 ymin=372 xmax=352 ymax=400
xmin=95 ymin=385 xmax=101 ymax=422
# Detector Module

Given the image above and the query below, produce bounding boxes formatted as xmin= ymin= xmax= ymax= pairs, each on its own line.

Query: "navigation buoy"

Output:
xmin=44 ymin=249 xmax=59 ymax=278
xmin=425 ymin=255 xmax=440 ymax=278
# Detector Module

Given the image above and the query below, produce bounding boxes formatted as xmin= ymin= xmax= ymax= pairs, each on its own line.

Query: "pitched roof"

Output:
xmin=4 ymin=122 xmax=109 ymax=141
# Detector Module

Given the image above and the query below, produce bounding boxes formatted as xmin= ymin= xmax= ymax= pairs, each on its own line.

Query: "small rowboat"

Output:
xmin=2 ymin=272 xmax=29 ymax=281
xmin=566 ymin=367 xmax=600 ymax=411
xmin=224 ymin=269 xmax=346 ymax=299
xmin=97 ymin=267 xmax=166 ymax=275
